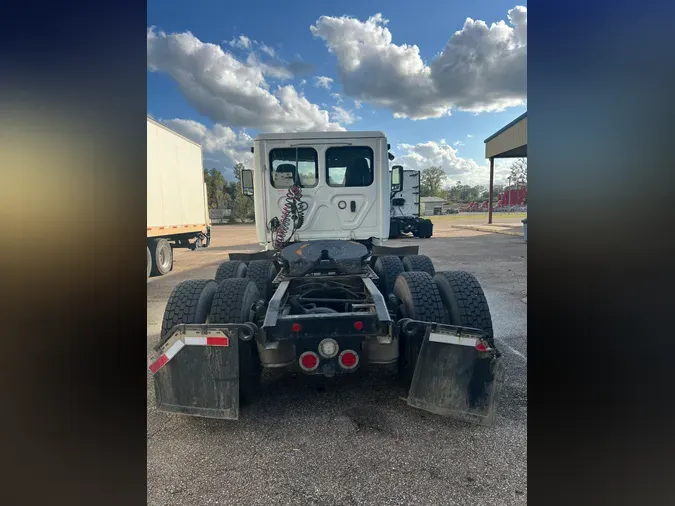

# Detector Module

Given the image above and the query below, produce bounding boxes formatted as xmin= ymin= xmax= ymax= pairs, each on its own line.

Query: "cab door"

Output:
xmin=308 ymin=141 xmax=383 ymax=239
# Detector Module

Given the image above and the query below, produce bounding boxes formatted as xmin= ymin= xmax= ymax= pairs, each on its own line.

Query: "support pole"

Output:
xmin=488 ymin=157 xmax=494 ymax=224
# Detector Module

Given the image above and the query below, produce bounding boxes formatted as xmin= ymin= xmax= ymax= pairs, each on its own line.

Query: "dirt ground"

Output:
xmin=147 ymin=220 xmax=527 ymax=506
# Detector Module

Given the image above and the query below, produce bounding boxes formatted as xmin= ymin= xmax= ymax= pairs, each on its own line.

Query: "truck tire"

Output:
xmin=432 ymin=271 xmax=494 ymax=344
xmin=147 ymin=246 xmax=151 ymax=278
xmin=160 ymin=279 xmax=218 ymax=341
xmin=149 ymin=238 xmax=173 ymax=276
xmin=215 ymin=260 xmax=247 ymax=284
xmin=402 ymin=254 xmax=435 ymax=276
xmin=209 ymin=278 xmax=261 ymax=404
xmin=389 ymin=218 xmax=401 ymax=239
xmin=373 ymin=255 xmax=404 ymax=297
xmin=393 ymin=271 xmax=446 ymax=385
xmin=413 ymin=218 xmax=433 ymax=239
xmin=246 ymin=260 xmax=277 ymax=301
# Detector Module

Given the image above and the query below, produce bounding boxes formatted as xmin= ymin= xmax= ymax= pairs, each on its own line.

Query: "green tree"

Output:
xmin=204 ymin=168 xmax=226 ymax=209
xmin=420 ymin=166 xmax=447 ymax=198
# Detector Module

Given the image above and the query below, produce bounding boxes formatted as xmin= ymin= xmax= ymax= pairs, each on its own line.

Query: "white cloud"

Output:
xmin=314 ymin=76 xmax=334 ymax=89
xmin=331 ymin=92 xmax=343 ymax=104
xmin=330 ymin=106 xmax=360 ymax=125
xmin=396 ymin=139 xmax=509 ymax=186
xmin=259 ymin=43 xmax=276 ymax=57
xmin=147 ymin=28 xmax=343 ymax=132
xmin=300 ymin=79 xmax=307 ymax=86
xmin=453 ymin=140 xmax=465 ymax=147
xmin=310 ymin=6 xmax=526 ymax=118
xmin=162 ymin=118 xmax=254 ymax=171
xmin=467 ymin=134 xmax=473 ymax=138
xmin=228 ymin=35 xmax=252 ymax=50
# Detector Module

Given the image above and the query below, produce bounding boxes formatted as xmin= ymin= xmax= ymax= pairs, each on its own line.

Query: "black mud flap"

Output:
xmin=407 ymin=330 xmax=503 ymax=426
xmin=149 ymin=324 xmax=254 ymax=420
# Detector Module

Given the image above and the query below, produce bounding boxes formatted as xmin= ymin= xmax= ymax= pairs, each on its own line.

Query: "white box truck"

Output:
xmin=147 ymin=117 xmax=211 ymax=277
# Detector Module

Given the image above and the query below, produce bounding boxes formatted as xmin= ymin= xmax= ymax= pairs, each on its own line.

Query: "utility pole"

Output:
xmin=508 ymin=176 xmax=512 ymax=214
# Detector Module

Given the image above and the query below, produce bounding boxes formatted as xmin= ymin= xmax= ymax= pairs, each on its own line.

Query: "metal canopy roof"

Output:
xmin=484 ymin=112 xmax=527 ymax=159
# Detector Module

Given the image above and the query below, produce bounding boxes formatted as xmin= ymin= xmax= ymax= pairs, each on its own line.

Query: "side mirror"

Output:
xmin=241 ymin=169 xmax=254 ymax=197
xmin=391 ymin=165 xmax=403 ymax=193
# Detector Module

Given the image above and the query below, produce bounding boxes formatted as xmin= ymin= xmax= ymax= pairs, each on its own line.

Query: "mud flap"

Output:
xmin=149 ymin=324 xmax=253 ymax=420
xmin=407 ymin=331 xmax=503 ymax=426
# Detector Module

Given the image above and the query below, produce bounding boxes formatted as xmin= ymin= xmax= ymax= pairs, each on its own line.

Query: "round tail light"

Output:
xmin=299 ymin=351 xmax=319 ymax=371
xmin=339 ymin=350 xmax=359 ymax=370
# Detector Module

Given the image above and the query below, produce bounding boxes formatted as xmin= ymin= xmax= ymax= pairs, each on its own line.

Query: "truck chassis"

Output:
xmin=148 ymin=239 xmax=503 ymax=426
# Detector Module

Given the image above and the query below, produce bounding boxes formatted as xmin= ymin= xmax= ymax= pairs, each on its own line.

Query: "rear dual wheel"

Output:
xmin=402 ymin=254 xmax=435 ymax=276
xmin=394 ymin=271 xmax=446 ymax=386
xmin=245 ymin=260 xmax=277 ymax=301
xmin=159 ymin=277 xmax=262 ymax=404
xmin=393 ymin=269 xmax=494 ymax=386
xmin=215 ymin=260 xmax=247 ymax=283
xmin=209 ymin=278 xmax=262 ymax=403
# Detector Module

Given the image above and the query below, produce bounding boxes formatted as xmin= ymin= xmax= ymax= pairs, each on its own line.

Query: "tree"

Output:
xmin=204 ymin=168 xmax=226 ymax=209
xmin=233 ymin=162 xmax=244 ymax=183
xmin=509 ymin=158 xmax=527 ymax=187
xmin=420 ymin=166 xmax=447 ymax=198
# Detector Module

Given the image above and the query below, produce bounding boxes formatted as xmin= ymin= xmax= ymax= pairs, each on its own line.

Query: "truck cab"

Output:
xmin=247 ymin=131 xmax=393 ymax=248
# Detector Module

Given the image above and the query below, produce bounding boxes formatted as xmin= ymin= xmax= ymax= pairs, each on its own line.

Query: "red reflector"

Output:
xmin=354 ymin=320 xmax=364 ymax=330
xmin=475 ymin=342 xmax=487 ymax=352
xmin=206 ymin=336 xmax=229 ymax=347
xmin=149 ymin=354 xmax=168 ymax=374
xmin=300 ymin=353 xmax=318 ymax=370
xmin=292 ymin=323 xmax=302 ymax=333
xmin=340 ymin=351 xmax=357 ymax=368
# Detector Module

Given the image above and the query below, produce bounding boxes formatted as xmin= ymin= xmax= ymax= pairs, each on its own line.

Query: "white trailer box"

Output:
xmin=147 ymin=117 xmax=211 ymax=277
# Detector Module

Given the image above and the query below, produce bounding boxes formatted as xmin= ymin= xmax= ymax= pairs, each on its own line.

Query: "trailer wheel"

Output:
xmin=149 ymin=238 xmax=173 ymax=276
xmin=160 ymin=279 xmax=219 ymax=342
xmin=393 ymin=271 xmax=446 ymax=385
xmin=246 ymin=260 xmax=277 ymax=301
xmin=209 ymin=278 xmax=261 ymax=404
xmin=402 ymin=254 xmax=435 ymax=276
xmin=147 ymin=246 xmax=151 ymax=278
xmin=215 ymin=260 xmax=247 ymax=283
xmin=373 ymin=255 xmax=405 ymax=297
xmin=432 ymin=271 xmax=494 ymax=344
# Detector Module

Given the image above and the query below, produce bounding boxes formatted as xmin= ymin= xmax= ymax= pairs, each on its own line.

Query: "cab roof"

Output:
xmin=254 ymin=131 xmax=386 ymax=142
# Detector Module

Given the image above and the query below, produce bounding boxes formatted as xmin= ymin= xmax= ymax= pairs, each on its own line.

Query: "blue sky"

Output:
xmin=148 ymin=0 xmax=527 ymax=186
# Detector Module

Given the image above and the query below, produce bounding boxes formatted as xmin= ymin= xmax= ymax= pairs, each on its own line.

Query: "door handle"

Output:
xmin=350 ymin=201 xmax=356 ymax=212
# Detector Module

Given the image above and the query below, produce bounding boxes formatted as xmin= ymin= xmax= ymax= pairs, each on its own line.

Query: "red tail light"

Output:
xmin=299 ymin=351 xmax=319 ymax=371
xmin=339 ymin=350 xmax=359 ymax=369
xmin=475 ymin=342 xmax=488 ymax=352
xmin=353 ymin=320 xmax=364 ymax=330
xmin=291 ymin=322 xmax=302 ymax=333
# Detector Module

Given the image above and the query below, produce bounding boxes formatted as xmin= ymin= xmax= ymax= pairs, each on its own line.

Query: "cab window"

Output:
xmin=269 ymin=148 xmax=319 ymax=188
xmin=326 ymin=146 xmax=374 ymax=187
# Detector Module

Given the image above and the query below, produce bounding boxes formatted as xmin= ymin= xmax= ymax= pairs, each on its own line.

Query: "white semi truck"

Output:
xmin=147 ymin=131 xmax=502 ymax=425
xmin=389 ymin=167 xmax=433 ymax=238
xmin=147 ymin=117 xmax=211 ymax=277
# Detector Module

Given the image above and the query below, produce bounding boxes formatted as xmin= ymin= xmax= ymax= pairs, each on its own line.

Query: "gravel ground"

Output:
xmin=147 ymin=223 xmax=527 ymax=506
